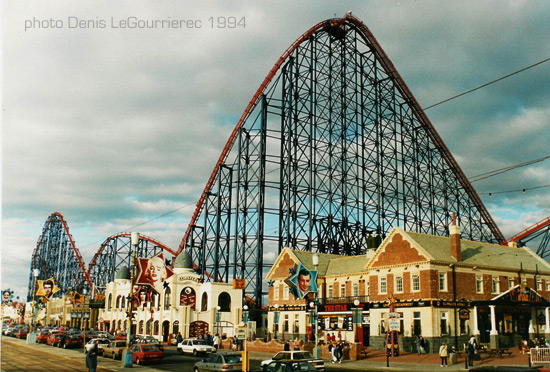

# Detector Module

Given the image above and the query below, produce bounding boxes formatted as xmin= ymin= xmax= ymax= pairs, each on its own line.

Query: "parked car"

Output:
xmin=47 ymin=332 xmax=65 ymax=347
xmin=61 ymin=332 xmax=84 ymax=348
xmin=134 ymin=335 xmax=164 ymax=351
xmin=177 ymin=338 xmax=216 ymax=356
xmin=260 ymin=360 xmax=318 ymax=372
xmin=36 ymin=330 xmax=51 ymax=343
xmin=194 ymin=352 xmax=242 ymax=372
xmin=14 ymin=327 xmax=30 ymax=339
xmin=6 ymin=324 xmax=23 ymax=337
xmin=261 ymin=351 xmax=324 ymax=371
xmin=131 ymin=344 xmax=164 ymax=365
xmin=85 ymin=338 xmax=111 ymax=355
xmin=103 ymin=340 xmax=128 ymax=360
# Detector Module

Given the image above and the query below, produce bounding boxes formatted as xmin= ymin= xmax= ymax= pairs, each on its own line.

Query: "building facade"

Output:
xmin=266 ymin=223 xmax=550 ymax=353
xmin=99 ymin=250 xmax=244 ymax=342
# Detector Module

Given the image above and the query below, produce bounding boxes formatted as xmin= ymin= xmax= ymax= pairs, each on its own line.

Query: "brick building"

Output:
xmin=266 ymin=221 xmax=550 ymax=353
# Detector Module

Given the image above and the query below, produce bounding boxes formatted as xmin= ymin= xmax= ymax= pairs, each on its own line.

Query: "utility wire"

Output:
xmin=479 ymin=184 xmax=550 ymax=196
xmin=423 ymin=57 xmax=550 ymax=110
xmin=470 ymin=154 xmax=550 ymax=183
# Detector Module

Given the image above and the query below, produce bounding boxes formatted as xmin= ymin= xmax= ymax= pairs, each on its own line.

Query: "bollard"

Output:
xmin=386 ymin=353 xmax=389 ymax=367
xmin=465 ymin=355 xmax=468 ymax=369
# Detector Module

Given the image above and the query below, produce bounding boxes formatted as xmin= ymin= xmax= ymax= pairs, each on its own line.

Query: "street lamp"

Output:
xmin=122 ymin=232 xmax=139 ymax=368
xmin=215 ymin=306 xmax=222 ymax=336
xmin=352 ymin=299 xmax=363 ymax=343
xmin=311 ymin=253 xmax=320 ymax=359
xmin=242 ymin=305 xmax=249 ymax=372
xmin=30 ymin=269 xmax=40 ymax=334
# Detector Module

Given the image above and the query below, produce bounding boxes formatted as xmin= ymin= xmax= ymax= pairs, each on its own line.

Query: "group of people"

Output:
xmin=328 ymin=341 xmax=344 ymax=363
xmin=324 ymin=332 xmax=340 ymax=343
xmin=520 ymin=337 xmax=550 ymax=353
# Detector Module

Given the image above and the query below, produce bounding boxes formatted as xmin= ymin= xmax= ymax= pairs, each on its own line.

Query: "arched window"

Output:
xmin=180 ymin=287 xmax=196 ymax=310
xmin=172 ymin=321 xmax=179 ymax=335
xmin=201 ymin=292 xmax=208 ymax=311
xmin=218 ymin=292 xmax=231 ymax=312
xmin=107 ymin=294 xmax=112 ymax=310
xmin=116 ymin=295 xmax=121 ymax=309
xmin=164 ymin=287 xmax=171 ymax=310
xmin=121 ymin=295 xmax=126 ymax=308
xmin=146 ymin=320 xmax=152 ymax=335
xmin=139 ymin=320 xmax=144 ymax=334
xmin=154 ymin=320 xmax=160 ymax=335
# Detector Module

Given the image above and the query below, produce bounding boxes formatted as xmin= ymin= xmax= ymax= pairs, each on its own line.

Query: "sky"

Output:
xmin=2 ymin=0 xmax=550 ymax=301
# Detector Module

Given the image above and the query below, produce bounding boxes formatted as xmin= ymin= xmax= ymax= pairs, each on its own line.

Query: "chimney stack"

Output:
xmin=450 ymin=213 xmax=462 ymax=262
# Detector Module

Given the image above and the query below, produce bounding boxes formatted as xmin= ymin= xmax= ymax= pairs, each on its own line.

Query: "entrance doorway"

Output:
xmin=162 ymin=321 xmax=170 ymax=342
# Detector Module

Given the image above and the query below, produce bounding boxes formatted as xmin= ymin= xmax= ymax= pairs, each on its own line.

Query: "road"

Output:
xmin=2 ymin=337 xmax=402 ymax=372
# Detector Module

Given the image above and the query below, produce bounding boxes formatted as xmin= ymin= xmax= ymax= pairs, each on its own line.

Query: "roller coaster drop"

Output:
xmin=30 ymin=14 xmax=537 ymax=307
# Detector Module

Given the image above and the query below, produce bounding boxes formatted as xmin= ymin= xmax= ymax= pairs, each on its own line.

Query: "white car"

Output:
xmin=261 ymin=351 xmax=325 ymax=371
xmin=85 ymin=338 xmax=111 ymax=354
xmin=177 ymin=338 xmax=216 ymax=356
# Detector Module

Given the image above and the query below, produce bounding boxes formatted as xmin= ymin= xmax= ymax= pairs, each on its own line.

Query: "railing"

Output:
xmin=530 ymin=348 xmax=550 ymax=365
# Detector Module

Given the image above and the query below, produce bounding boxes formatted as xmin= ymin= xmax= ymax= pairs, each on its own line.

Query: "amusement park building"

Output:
xmin=98 ymin=250 xmax=244 ymax=342
xmin=266 ymin=221 xmax=550 ymax=353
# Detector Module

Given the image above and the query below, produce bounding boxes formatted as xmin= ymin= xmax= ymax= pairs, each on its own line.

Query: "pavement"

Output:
xmin=1 ymin=336 xmax=542 ymax=372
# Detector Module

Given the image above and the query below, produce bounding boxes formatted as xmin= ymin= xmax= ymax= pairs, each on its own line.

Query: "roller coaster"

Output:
xmin=26 ymin=14 xmax=548 ymax=306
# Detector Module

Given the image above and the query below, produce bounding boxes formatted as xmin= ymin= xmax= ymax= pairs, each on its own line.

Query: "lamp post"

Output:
xmin=311 ymin=253 xmax=321 ymax=359
xmin=82 ymin=288 xmax=88 ymax=351
xmin=273 ymin=304 xmax=280 ymax=340
xmin=122 ymin=232 xmax=139 ymax=368
xmin=215 ymin=306 xmax=221 ymax=336
xmin=352 ymin=299 xmax=363 ymax=343
xmin=27 ymin=269 xmax=40 ymax=344
xmin=242 ymin=305 xmax=249 ymax=372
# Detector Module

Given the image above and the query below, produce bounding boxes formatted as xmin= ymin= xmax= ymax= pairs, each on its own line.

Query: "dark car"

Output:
xmin=61 ymin=332 xmax=83 ymax=348
xmin=194 ymin=352 xmax=242 ymax=372
xmin=261 ymin=351 xmax=324 ymax=371
xmin=260 ymin=360 xmax=318 ymax=372
xmin=131 ymin=344 xmax=164 ymax=365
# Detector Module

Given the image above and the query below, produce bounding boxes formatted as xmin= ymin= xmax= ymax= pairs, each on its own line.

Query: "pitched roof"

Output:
xmin=404 ymin=230 xmax=550 ymax=272
xmin=325 ymin=254 xmax=372 ymax=276
xmin=292 ymin=250 xmax=341 ymax=276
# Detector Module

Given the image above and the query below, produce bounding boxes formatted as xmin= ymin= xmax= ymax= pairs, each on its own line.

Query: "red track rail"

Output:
xmin=178 ymin=14 xmax=505 ymax=252
xmin=504 ymin=216 xmax=550 ymax=245
xmin=88 ymin=232 xmax=177 ymax=272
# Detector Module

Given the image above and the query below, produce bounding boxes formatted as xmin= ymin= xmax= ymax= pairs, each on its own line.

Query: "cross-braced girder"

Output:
xmin=182 ymin=15 xmax=504 ymax=306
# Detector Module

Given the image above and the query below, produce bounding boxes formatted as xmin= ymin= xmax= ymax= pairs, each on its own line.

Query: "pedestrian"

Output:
xmin=439 ymin=342 xmax=448 ymax=367
xmin=232 ymin=335 xmax=238 ymax=351
xmin=466 ymin=340 xmax=475 ymax=366
xmin=335 ymin=342 xmax=343 ymax=363
xmin=330 ymin=342 xmax=337 ymax=363
xmin=284 ymin=341 xmax=291 ymax=351
xmin=85 ymin=339 xmax=99 ymax=372
xmin=293 ymin=337 xmax=300 ymax=350
xmin=213 ymin=333 xmax=220 ymax=350
xmin=419 ymin=336 xmax=426 ymax=354
xmin=176 ymin=332 xmax=183 ymax=344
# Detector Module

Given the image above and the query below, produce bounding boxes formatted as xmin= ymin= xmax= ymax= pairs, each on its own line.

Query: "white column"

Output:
xmin=489 ymin=305 xmax=498 ymax=335
xmin=473 ymin=306 xmax=480 ymax=335
xmin=545 ymin=307 xmax=550 ymax=337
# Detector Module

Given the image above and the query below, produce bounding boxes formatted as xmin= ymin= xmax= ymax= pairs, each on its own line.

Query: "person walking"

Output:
xmin=213 ymin=334 xmax=220 ymax=350
xmin=466 ymin=340 xmax=475 ymax=366
xmin=439 ymin=342 xmax=448 ymax=367
xmin=293 ymin=337 xmax=300 ymax=350
xmin=330 ymin=342 xmax=337 ymax=363
xmin=85 ymin=339 xmax=99 ymax=372
xmin=284 ymin=341 xmax=291 ymax=351
xmin=335 ymin=342 xmax=343 ymax=363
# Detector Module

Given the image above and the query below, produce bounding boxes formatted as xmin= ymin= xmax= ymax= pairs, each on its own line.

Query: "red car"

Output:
xmin=47 ymin=332 xmax=65 ymax=347
xmin=131 ymin=344 xmax=164 ymax=365
xmin=36 ymin=330 xmax=50 ymax=343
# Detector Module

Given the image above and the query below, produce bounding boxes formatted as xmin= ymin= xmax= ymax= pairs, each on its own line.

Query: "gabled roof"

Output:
xmin=265 ymin=248 xmax=342 ymax=280
xmin=325 ymin=253 xmax=372 ymax=276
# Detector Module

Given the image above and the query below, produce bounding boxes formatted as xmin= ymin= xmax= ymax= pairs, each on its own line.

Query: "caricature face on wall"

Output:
xmin=285 ymin=263 xmax=318 ymax=299
xmin=135 ymin=252 xmax=173 ymax=294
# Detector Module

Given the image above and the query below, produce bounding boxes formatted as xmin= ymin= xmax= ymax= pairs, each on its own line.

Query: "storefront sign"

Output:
xmin=459 ymin=308 xmax=470 ymax=319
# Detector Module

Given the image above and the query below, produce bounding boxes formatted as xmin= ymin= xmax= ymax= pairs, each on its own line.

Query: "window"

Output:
xmin=328 ymin=285 xmax=333 ymax=298
xmin=121 ymin=296 xmax=126 ymax=308
xmin=283 ymin=314 xmax=289 ymax=332
xmin=154 ymin=320 xmax=159 ymax=335
xmin=139 ymin=320 xmax=144 ymax=334
xmin=218 ymin=292 xmax=231 ymax=312
xmin=508 ymin=278 xmax=515 ymax=289
xmin=492 ymin=277 xmax=500 ymax=293
xmin=340 ymin=284 xmax=346 ymax=298
xmin=547 ymin=282 xmax=550 ymax=292
xmin=460 ymin=318 xmax=467 ymax=335
xmin=366 ymin=281 xmax=370 ymax=301
xmin=293 ymin=314 xmax=300 ymax=333
xmin=395 ymin=276 xmax=403 ymax=293
xmin=380 ymin=277 xmax=387 ymax=294
xmin=172 ymin=321 xmax=179 ymax=334
xmin=380 ymin=314 xmax=386 ymax=334
xmin=353 ymin=283 xmax=359 ymax=297
xmin=412 ymin=274 xmax=420 ymax=292
xmin=439 ymin=273 xmax=447 ymax=291
xmin=201 ymin=292 xmax=208 ymax=311
xmin=116 ymin=295 xmax=121 ymax=309
xmin=537 ymin=280 xmax=543 ymax=291
xmin=164 ymin=287 xmax=171 ymax=310
xmin=413 ymin=311 xmax=421 ymax=336
xmin=476 ymin=275 xmax=483 ymax=293
xmin=440 ymin=312 xmax=449 ymax=335
xmin=107 ymin=294 xmax=112 ymax=310
xmin=283 ymin=283 xmax=289 ymax=300
xmin=274 ymin=284 xmax=279 ymax=301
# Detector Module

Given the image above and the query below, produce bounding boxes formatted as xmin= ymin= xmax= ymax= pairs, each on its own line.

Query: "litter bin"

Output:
xmin=449 ymin=352 xmax=458 ymax=365
xmin=122 ymin=349 xmax=133 ymax=368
